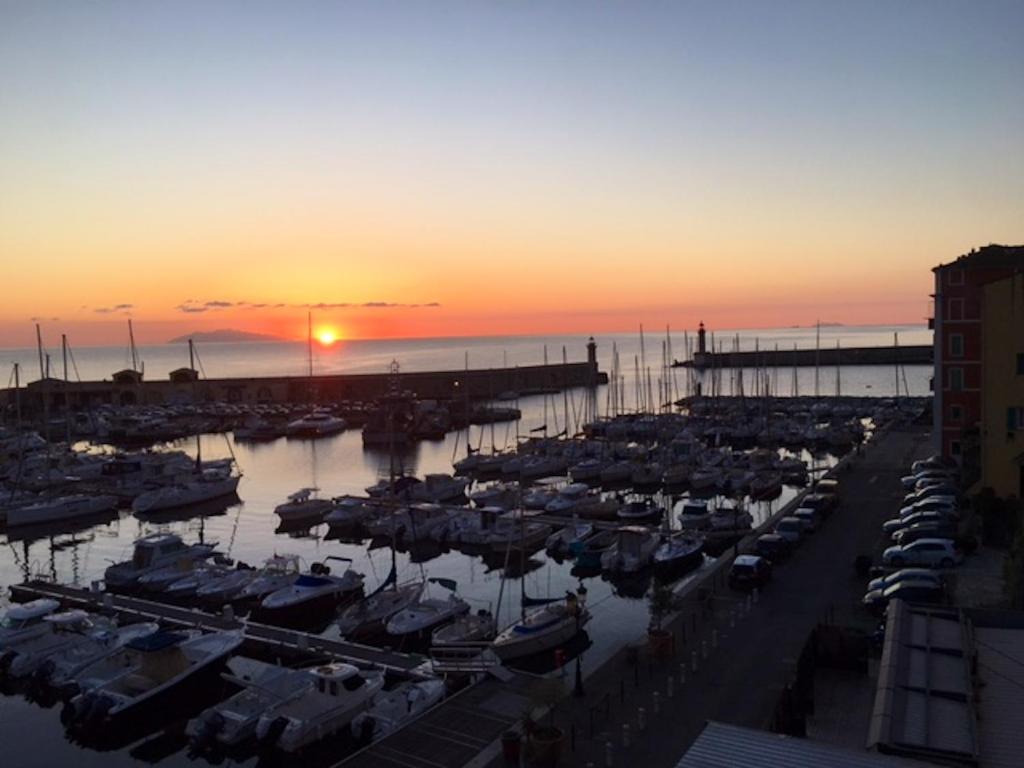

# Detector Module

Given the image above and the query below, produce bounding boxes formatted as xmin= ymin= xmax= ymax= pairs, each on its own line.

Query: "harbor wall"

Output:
xmin=3 ymin=360 xmax=606 ymax=411
xmin=679 ymin=344 xmax=932 ymax=370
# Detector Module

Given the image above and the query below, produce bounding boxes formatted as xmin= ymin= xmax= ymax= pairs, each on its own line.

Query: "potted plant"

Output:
xmin=648 ymin=583 xmax=675 ymax=657
xmin=525 ymin=676 xmax=566 ymax=767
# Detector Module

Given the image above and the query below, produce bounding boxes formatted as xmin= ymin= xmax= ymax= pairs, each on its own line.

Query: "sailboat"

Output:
xmin=384 ymin=578 xmax=470 ymax=642
xmin=286 ymin=313 xmax=346 ymax=437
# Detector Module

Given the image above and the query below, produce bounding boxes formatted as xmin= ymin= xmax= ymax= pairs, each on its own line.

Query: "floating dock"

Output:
xmin=675 ymin=344 xmax=931 ymax=370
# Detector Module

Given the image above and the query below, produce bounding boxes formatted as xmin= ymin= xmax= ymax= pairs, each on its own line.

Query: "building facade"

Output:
xmin=980 ymin=273 xmax=1024 ymax=498
xmin=932 ymin=245 xmax=1023 ymax=487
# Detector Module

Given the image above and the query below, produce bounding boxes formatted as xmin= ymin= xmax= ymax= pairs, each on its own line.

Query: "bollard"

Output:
xmin=701 ymin=639 xmax=708 ymax=660
xmin=653 ymin=692 xmax=661 ymax=714
xmin=637 ymin=707 xmax=647 ymax=732
xmin=691 ymin=650 xmax=698 ymax=672
xmin=222 ymin=604 xmax=235 ymax=621
xmin=606 ymin=742 xmax=614 ymax=767
xmin=667 ymin=675 xmax=674 ymax=699
xmin=622 ymin=723 xmax=631 ymax=748
xmin=712 ymin=629 xmax=718 ymax=649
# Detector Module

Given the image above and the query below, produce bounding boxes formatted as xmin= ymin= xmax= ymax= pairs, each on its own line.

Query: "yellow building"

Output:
xmin=979 ymin=272 xmax=1024 ymax=498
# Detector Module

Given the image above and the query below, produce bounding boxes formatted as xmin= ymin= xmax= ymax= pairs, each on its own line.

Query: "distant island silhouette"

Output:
xmin=167 ymin=329 xmax=285 ymax=344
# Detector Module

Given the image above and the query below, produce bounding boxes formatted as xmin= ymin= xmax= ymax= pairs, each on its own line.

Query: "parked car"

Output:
xmin=898 ymin=497 xmax=959 ymax=516
xmin=892 ymin=522 xmax=958 ymax=546
xmin=862 ymin=580 xmax=944 ymax=614
xmin=728 ymin=555 xmax=772 ymax=590
xmin=867 ymin=567 xmax=942 ymax=593
xmin=755 ymin=533 xmax=792 ymax=562
xmin=882 ymin=538 xmax=963 ymax=568
xmin=774 ymin=516 xmax=805 ymax=544
xmin=883 ymin=510 xmax=958 ymax=535
xmin=915 ymin=476 xmax=956 ymax=493
xmin=815 ymin=478 xmax=839 ymax=496
xmin=910 ymin=455 xmax=958 ymax=475
xmin=903 ymin=486 xmax=958 ymax=505
xmin=793 ymin=507 xmax=820 ymax=533
xmin=801 ymin=493 xmax=837 ymax=517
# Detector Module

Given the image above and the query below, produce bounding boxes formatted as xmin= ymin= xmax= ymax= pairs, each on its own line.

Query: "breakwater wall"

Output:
xmin=4 ymin=360 xmax=606 ymax=411
xmin=676 ymin=344 xmax=932 ymax=370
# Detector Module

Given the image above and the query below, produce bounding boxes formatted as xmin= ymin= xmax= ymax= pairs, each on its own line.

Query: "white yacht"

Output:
xmin=0 ymin=599 xmax=61 ymax=652
xmin=409 ymin=474 xmax=470 ymax=503
xmin=337 ymin=580 xmax=425 ymax=640
xmin=385 ymin=579 xmax=469 ymax=642
xmin=257 ymin=566 xmax=364 ymax=625
xmin=66 ymin=630 xmax=243 ymax=725
xmin=351 ymin=678 xmax=445 ymax=741
xmin=7 ymin=611 xmax=158 ymax=680
xmin=255 ymin=663 xmax=384 ymax=752
xmin=274 ymin=488 xmax=334 ymax=521
xmin=325 ymin=496 xmax=375 ymax=528
xmin=5 ymin=493 xmax=118 ymax=527
xmin=235 ymin=554 xmax=302 ymax=603
xmin=131 ymin=467 xmax=240 ymax=514
xmin=600 ymin=526 xmax=660 ymax=574
xmin=286 ymin=410 xmax=347 ymax=437
xmin=491 ymin=591 xmax=590 ymax=661
xmin=104 ymin=533 xmax=217 ymax=590
xmin=186 ymin=657 xmax=313 ymax=749
xmin=194 ymin=567 xmax=258 ymax=605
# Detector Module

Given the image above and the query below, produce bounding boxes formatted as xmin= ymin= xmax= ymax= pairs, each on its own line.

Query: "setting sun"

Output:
xmin=316 ymin=328 xmax=339 ymax=346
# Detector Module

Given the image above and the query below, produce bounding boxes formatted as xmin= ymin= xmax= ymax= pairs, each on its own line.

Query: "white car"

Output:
xmin=896 ymin=499 xmax=959 ymax=519
xmin=882 ymin=538 xmax=963 ymax=568
xmin=774 ymin=516 xmax=805 ymax=544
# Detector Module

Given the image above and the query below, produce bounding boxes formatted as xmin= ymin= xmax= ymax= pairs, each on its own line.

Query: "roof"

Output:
xmin=973 ymin=625 xmax=1024 ymax=768
xmin=675 ymin=721 xmax=935 ymax=768
xmin=933 ymin=244 xmax=1024 ymax=273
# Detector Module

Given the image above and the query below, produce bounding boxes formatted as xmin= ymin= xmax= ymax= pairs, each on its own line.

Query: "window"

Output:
xmin=1017 ymin=353 xmax=1024 ymax=375
xmin=948 ymin=367 xmax=964 ymax=391
xmin=948 ymin=269 xmax=964 ymax=286
xmin=1008 ymin=407 xmax=1024 ymax=432
xmin=950 ymin=405 xmax=962 ymax=423
xmin=948 ymin=298 xmax=964 ymax=321
xmin=949 ymin=334 xmax=964 ymax=358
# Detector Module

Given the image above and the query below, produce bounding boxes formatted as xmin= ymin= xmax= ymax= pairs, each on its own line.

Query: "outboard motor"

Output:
xmin=259 ymin=715 xmax=290 ymax=747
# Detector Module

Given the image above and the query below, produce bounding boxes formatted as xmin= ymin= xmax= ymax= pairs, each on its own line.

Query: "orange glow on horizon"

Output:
xmin=316 ymin=327 xmax=339 ymax=346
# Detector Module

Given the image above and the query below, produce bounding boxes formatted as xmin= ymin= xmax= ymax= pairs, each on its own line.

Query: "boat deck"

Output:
xmin=7 ymin=580 xmax=426 ymax=673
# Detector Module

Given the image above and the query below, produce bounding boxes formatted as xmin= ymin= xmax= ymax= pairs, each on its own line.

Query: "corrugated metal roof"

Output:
xmin=974 ymin=627 xmax=1024 ymax=768
xmin=676 ymin=722 xmax=935 ymax=768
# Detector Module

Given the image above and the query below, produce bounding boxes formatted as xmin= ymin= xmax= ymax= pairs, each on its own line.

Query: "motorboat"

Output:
xmin=351 ymin=678 xmax=445 ymax=742
xmin=137 ymin=559 xmax=208 ymax=593
xmin=431 ymin=610 xmax=496 ymax=645
xmin=409 ymin=474 xmax=470 ymax=503
xmin=286 ymin=410 xmax=347 ymax=437
xmin=164 ymin=563 xmax=235 ymax=599
xmin=522 ymin=486 xmax=558 ymax=510
xmin=186 ymin=657 xmax=313 ymax=749
xmin=256 ymin=564 xmax=364 ymax=625
xmin=43 ymin=618 xmax=162 ymax=693
xmin=678 ymin=499 xmax=712 ymax=530
xmin=572 ymin=495 xmax=621 ymax=521
xmin=468 ymin=482 xmax=519 ymax=509
xmin=6 ymin=611 xmax=157 ymax=680
xmin=5 ymin=493 xmax=119 ymax=528
xmin=750 ymin=472 xmax=783 ymax=500
xmin=337 ymin=580 xmax=425 ymax=640
xmin=131 ymin=467 xmax=241 ymax=514
xmin=66 ymin=630 xmax=244 ymax=727
xmin=368 ymin=504 xmax=452 ymax=542
xmin=545 ymin=518 xmax=594 ymax=556
xmin=255 ymin=663 xmax=384 ymax=752
xmin=631 ymin=462 xmax=663 ymax=489
xmin=570 ymin=529 xmax=616 ymax=570
xmin=599 ymin=461 xmax=634 ymax=485
xmin=194 ymin=566 xmax=258 ymax=605
xmin=235 ymin=554 xmax=302 ymax=603
xmin=325 ymin=497 xmax=375 ymax=528
xmin=0 ymin=599 xmax=61 ymax=652
xmin=104 ymin=533 xmax=217 ymax=591
xmin=385 ymin=579 xmax=469 ymax=642
xmin=569 ymin=458 xmax=606 ymax=483
xmin=600 ymin=526 xmax=660 ymax=574
xmin=709 ymin=502 xmax=754 ymax=533
xmin=616 ymin=499 xmax=662 ymax=523
xmin=274 ymin=488 xmax=334 ymax=522
xmin=653 ymin=535 xmax=705 ymax=577
xmin=661 ymin=463 xmax=691 ymax=487
xmin=491 ymin=591 xmax=590 ymax=661
xmin=233 ymin=418 xmax=284 ymax=441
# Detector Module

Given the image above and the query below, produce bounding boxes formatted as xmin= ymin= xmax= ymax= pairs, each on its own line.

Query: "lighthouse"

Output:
xmin=697 ymin=322 xmax=707 ymax=355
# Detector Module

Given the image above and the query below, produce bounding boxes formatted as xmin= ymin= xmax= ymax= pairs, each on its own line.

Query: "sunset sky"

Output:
xmin=1 ymin=1 xmax=1021 ymax=347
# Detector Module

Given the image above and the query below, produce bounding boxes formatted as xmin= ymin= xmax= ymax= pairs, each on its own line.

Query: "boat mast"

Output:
xmin=36 ymin=324 xmax=49 ymax=443
xmin=814 ymin=321 xmax=820 ymax=398
xmin=62 ymin=334 xmax=71 ymax=444
xmin=128 ymin=318 xmax=139 ymax=373
xmin=835 ymin=340 xmax=841 ymax=397
xmin=13 ymin=363 xmax=21 ymax=428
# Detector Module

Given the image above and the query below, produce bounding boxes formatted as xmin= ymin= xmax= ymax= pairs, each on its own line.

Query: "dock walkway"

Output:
xmin=7 ymin=581 xmax=425 ymax=673
xmin=494 ymin=424 xmax=931 ymax=768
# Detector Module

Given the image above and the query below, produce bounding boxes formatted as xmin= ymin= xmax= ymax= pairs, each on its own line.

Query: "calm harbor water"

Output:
xmin=0 ymin=325 xmax=928 ymax=768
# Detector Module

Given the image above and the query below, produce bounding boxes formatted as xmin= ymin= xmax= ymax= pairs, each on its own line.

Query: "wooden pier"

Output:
xmin=8 ymin=580 xmax=426 ymax=673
